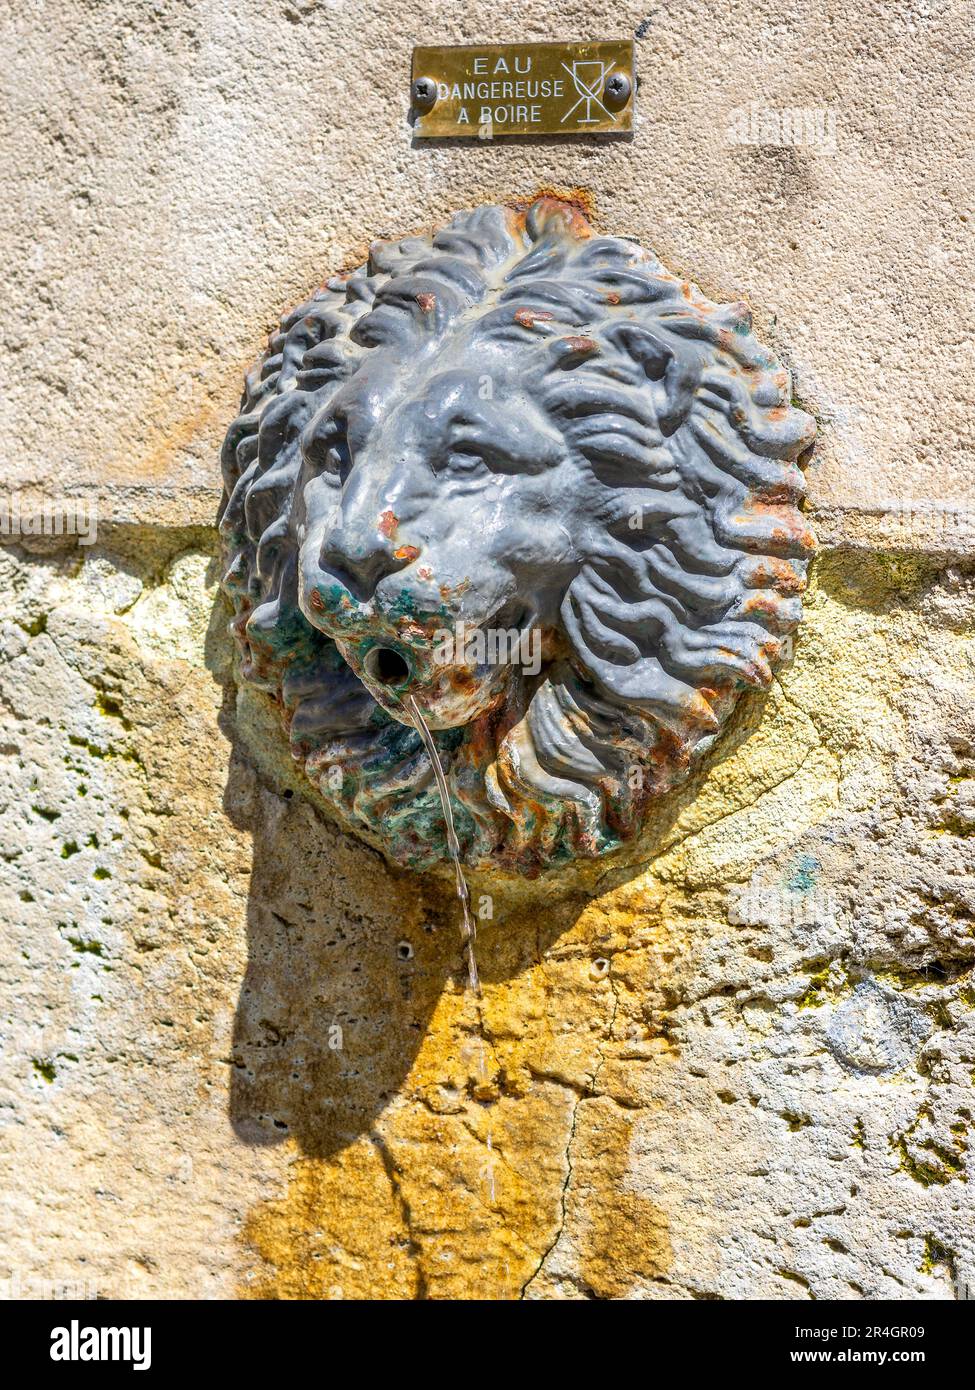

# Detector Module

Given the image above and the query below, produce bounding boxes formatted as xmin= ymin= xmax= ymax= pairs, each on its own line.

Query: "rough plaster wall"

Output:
xmin=1 ymin=0 xmax=973 ymax=1299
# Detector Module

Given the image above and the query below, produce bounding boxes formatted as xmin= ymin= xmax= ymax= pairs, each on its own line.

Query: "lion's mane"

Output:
xmin=219 ymin=199 xmax=816 ymax=874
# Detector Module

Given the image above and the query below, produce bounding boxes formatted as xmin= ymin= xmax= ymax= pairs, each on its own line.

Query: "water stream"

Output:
xmin=408 ymin=696 xmax=497 ymax=1215
xmin=408 ymin=695 xmax=480 ymax=996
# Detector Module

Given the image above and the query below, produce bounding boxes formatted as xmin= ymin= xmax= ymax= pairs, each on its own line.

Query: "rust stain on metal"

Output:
xmin=563 ymin=336 xmax=599 ymax=355
xmin=515 ymin=184 xmax=597 ymax=220
xmin=514 ymin=307 xmax=554 ymax=329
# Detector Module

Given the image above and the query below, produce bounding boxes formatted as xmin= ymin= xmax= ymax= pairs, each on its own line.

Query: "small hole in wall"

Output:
xmin=591 ymin=957 xmax=610 ymax=980
xmin=397 ymin=941 xmax=414 ymax=961
xmin=364 ymin=646 xmax=411 ymax=687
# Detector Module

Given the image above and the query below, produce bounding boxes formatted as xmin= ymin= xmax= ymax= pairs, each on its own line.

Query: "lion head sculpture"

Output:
xmin=219 ymin=198 xmax=816 ymax=875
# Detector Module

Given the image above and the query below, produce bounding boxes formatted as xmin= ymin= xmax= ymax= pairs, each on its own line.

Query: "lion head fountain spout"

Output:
xmin=219 ymin=197 xmax=816 ymax=876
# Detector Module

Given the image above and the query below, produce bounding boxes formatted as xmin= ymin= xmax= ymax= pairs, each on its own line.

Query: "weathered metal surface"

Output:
xmin=410 ymin=41 xmax=635 ymax=139
xmin=218 ymin=198 xmax=816 ymax=874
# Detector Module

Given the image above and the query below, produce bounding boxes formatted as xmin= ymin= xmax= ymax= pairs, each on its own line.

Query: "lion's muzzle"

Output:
xmin=338 ymin=630 xmax=515 ymax=731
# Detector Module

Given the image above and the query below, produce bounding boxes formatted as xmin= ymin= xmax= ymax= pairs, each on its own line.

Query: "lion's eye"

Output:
xmin=443 ymin=447 xmax=492 ymax=475
xmin=443 ymin=438 xmax=526 ymax=476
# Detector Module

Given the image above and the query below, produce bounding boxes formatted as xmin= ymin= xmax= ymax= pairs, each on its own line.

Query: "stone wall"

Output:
xmin=1 ymin=0 xmax=972 ymax=1299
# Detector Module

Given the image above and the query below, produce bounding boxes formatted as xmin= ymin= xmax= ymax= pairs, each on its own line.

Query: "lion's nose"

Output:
xmin=320 ymin=527 xmax=411 ymax=600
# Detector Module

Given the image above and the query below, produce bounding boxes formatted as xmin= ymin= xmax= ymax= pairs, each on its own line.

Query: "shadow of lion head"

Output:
xmin=219 ymin=197 xmax=816 ymax=875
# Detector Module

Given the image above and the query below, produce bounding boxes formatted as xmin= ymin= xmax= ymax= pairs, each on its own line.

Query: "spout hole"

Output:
xmin=364 ymin=645 xmax=410 ymax=687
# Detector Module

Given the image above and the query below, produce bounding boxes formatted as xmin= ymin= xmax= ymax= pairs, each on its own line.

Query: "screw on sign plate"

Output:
xmin=604 ymin=72 xmax=631 ymax=106
xmin=412 ymin=77 xmax=437 ymax=108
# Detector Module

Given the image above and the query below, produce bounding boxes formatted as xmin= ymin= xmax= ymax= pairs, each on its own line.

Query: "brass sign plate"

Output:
xmin=411 ymin=40 xmax=635 ymax=139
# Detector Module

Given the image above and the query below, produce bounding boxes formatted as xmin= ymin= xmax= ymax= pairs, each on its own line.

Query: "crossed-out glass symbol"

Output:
xmin=560 ymin=60 xmax=618 ymax=125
